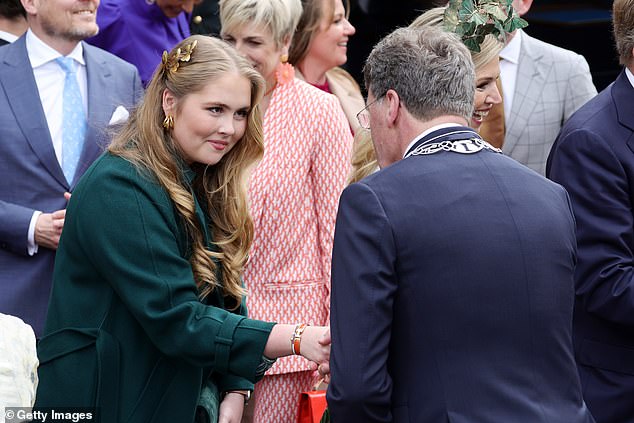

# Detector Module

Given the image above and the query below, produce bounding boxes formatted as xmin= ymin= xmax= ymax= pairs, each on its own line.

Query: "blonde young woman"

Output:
xmin=289 ymin=0 xmax=364 ymax=133
xmin=348 ymin=6 xmax=504 ymax=184
xmin=219 ymin=0 xmax=353 ymax=421
xmin=34 ymin=35 xmax=330 ymax=423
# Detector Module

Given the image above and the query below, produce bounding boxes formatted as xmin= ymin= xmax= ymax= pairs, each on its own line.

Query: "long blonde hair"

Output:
xmin=348 ymin=129 xmax=377 ymax=184
xmin=109 ymin=35 xmax=265 ymax=309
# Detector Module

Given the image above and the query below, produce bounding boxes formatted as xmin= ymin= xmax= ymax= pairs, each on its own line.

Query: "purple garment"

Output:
xmin=87 ymin=0 xmax=191 ymax=86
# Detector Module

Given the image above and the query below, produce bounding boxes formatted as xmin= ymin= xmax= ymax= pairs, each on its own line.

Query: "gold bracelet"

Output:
xmin=290 ymin=323 xmax=308 ymax=355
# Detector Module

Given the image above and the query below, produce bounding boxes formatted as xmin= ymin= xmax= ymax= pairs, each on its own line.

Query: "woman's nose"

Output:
xmin=344 ymin=19 xmax=356 ymax=36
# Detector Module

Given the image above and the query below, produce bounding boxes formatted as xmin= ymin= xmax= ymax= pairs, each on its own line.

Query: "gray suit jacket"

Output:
xmin=503 ymin=31 xmax=597 ymax=175
xmin=0 ymin=35 xmax=142 ymax=336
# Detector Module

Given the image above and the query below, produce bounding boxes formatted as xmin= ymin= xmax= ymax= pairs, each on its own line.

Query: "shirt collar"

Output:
xmin=26 ymin=29 xmax=85 ymax=69
xmin=499 ymin=29 xmax=522 ymax=65
xmin=0 ymin=30 xmax=19 ymax=43
xmin=403 ymin=123 xmax=463 ymax=158
xmin=626 ymin=67 xmax=634 ymax=89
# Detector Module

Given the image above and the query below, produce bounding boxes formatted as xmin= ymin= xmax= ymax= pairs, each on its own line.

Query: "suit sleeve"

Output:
xmin=0 ymin=200 xmax=36 ymax=256
xmin=310 ymin=94 xmax=353 ymax=322
xmin=548 ymin=128 xmax=634 ymax=325
xmin=327 ymin=182 xmax=396 ymax=423
xmin=563 ymin=55 xmax=597 ymax=122
xmin=74 ymin=164 xmax=274 ymax=382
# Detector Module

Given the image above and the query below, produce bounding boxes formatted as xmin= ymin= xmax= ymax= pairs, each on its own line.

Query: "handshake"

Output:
xmin=264 ymin=324 xmax=332 ymax=382
xmin=298 ymin=326 xmax=331 ymax=383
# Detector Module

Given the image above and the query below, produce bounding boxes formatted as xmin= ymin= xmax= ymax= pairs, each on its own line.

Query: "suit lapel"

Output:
xmin=0 ymin=36 xmax=67 ymax=188
xmin=614 ymin=71 xmax=634 ymax=153
xmin=75 ymin=43 xmax=112 ymax=185
xmin=504 ymin=33 xmax=546 ymax=154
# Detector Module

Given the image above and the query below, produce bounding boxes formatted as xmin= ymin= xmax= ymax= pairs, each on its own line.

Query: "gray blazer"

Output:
xmin=0 ymin=36 xmax=142 ymax=336
xmin=503 ymin=31 xmax=597 ymax=175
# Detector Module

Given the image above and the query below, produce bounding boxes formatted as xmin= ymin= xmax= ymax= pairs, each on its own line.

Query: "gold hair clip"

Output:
xmin=161 ymin=39 xmax=199 ymax=75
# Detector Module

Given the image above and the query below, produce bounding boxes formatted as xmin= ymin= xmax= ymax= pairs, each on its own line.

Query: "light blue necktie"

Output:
xmin=56 ymin=56 xmax=86 ymax=184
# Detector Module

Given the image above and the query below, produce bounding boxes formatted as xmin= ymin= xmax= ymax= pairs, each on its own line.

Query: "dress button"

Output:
xmin=193 ymin=15 xmax=203 ymax=24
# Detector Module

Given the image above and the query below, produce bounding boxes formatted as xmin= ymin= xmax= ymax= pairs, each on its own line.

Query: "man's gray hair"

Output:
xmin=363 ymin=26 xmax=475 ymax=122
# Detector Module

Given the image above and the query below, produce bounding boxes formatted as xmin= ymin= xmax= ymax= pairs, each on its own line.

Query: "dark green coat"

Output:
xmin=35 ymin=153 xmax=274 ymax=422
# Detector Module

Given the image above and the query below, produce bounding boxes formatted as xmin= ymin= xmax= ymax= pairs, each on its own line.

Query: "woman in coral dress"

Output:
xmin=220 ymin=0 xmax=353 ymax=421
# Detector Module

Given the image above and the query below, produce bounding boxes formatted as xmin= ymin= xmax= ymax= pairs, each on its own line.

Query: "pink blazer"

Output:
xmin=245 ymin=77 xmax=353 ymax=375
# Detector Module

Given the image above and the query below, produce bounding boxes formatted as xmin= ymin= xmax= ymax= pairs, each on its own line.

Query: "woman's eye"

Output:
xmin=477 ymin=80 xmax=492 ymax=90
xmin=209 ymin=107 xmax=223 ymax=114
xmin=235 ymin=110 xmax=249 ymax=119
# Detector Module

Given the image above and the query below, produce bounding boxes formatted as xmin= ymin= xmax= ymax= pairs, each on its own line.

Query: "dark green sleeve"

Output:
xmin=75 ymin=157 xmax=275 ymax=382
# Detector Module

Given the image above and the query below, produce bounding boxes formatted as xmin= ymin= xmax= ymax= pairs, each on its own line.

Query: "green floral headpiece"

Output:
xmin=444 ymin=0 xmax=528 ymax=52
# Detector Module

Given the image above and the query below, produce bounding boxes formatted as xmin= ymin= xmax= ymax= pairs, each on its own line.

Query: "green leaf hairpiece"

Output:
xmin=444 ymin=0 xmax=528 ymax=52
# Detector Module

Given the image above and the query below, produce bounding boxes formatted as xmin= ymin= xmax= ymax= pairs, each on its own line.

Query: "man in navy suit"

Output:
xmin=327 ymin=26 xmax=594 ymax=422
xmin=0 ymin=0 xmax=142 ymax=336
xmin=547 ymin=0 xmax=634 ymax=421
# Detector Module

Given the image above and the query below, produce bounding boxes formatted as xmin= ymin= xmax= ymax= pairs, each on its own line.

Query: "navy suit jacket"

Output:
xmin=547 ymin=69 xmax=634 ymax=423
xmin=0 ymin=35 xmax=142 ymax=336
xmin=328 ymin=127 xmax=594 ymax=422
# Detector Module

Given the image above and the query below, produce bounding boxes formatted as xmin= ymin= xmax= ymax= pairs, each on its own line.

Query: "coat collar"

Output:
xmin=613 ymin=69 xmax=634 ymax=132
xmin=404 ymin=125 xmax=481 ymax=157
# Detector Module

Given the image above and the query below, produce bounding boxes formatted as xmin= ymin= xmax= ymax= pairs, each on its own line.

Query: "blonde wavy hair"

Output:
xmin=348 ymin=129 xmax=377 ymax=184
xmin=109 ymin=35 xmax=265 ymax=309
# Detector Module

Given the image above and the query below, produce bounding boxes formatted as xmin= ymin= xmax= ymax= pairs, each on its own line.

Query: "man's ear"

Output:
xmin=512 ymin=0 xmax=533 ymax=17
xmin=162 ymin=89 xmax=176 ymax=116
xmin=21 ymin=0 xmax=36 ymax=15
xmin=385 ymin=89 xmax=400 ymax=127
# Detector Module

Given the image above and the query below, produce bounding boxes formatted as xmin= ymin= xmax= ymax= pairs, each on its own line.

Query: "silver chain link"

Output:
xmin=406 ymin=138 xmax=502 ymax=158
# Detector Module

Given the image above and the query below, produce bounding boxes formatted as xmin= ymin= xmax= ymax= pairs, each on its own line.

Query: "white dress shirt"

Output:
xmin=0 ymin=30 xmax=19 ymax=44
xmin=499 ymin=29 xmax=522 ymax=118
xmin=626 ymin=67 xmax=634 ymax=88
xmin=25 ymin=29 xmax=88 ymax=255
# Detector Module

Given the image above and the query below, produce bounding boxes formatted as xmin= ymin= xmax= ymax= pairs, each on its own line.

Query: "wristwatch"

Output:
xmin=225 ymin=389 xmax=251 ymax=405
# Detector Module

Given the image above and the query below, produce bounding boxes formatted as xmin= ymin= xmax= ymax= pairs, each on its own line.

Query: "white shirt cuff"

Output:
xmin=27 ymin=211 xmax=41 ymax=256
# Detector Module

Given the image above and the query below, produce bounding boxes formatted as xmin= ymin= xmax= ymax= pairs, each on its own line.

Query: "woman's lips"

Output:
xmin=208 ymin=140 xmax=228 ymax=150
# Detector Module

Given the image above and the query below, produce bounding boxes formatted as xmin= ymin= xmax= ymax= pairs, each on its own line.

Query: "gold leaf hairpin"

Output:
xmin=161 ymin=39 xmax=199 ymax=76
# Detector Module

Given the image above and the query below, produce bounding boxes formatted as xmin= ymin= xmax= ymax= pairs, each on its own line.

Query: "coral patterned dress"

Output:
xmin=245 ymin=77 xmax=352 ymax=421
